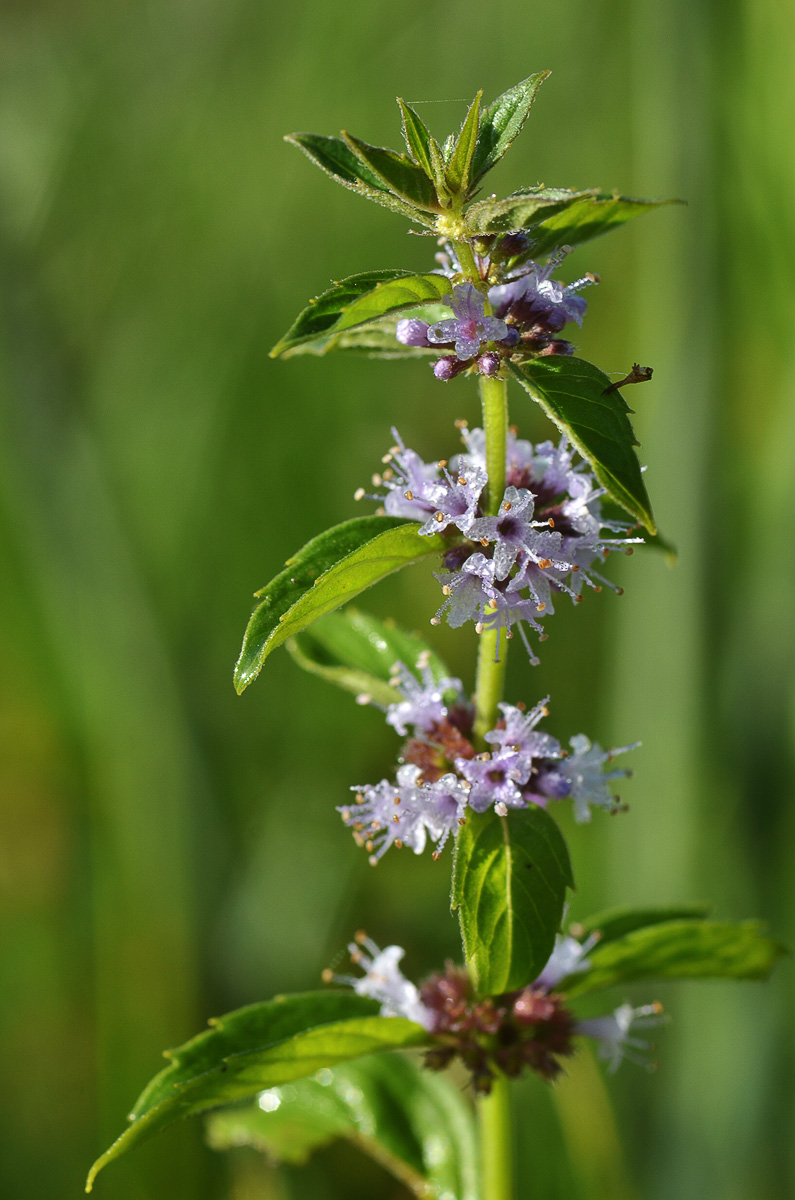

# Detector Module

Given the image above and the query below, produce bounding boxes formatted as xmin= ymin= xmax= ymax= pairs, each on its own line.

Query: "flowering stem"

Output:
xmin=471 ymin=373 xmax=513 ymax=1198
xmin=478 ymin=374 xmax=508 ymax=519
xmin=478 ymin=1073 xmax=513 ymax=1200
xmin=472 ymin=372 xmax=509 ymax=744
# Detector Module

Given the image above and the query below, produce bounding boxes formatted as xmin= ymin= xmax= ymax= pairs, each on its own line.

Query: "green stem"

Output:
xmin=478 ymin=374 xmax=508 ymax=518
xmin=453 ymin=237 xmax=482 ymax=283
xmin=470 ymin=373 xmax=512 ymax=1198
xmin=478 ymin=1074 xmax=513 ymax=1200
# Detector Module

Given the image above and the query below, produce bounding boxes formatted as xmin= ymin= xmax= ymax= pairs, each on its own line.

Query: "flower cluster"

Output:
xmin=339 ymin=665 xmax=636 ymax=863
xmin=328 ymin=931 xmax=664 ymax=1093
xmin=359 ymin=426 xmax=642 ymax=661
xmin=395 ymin=245 xmax=598 ymax=378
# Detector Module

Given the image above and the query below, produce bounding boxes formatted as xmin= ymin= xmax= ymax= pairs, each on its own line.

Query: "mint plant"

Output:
xmin=85 ymin=74 xmax=784 ymax=1200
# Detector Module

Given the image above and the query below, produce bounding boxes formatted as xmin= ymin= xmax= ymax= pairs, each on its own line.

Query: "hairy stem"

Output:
xmin=478 ymin=1074 xmax=513 ymax=1200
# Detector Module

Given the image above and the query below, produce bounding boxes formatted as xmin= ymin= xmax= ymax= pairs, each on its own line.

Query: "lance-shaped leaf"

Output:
xmin=452 ymin=806 xmax=574 ymax=996
xmin=285 ymin=133 xmax=436 ymax=226
xmin=508 ymin=356 xmax=655 ymax=533
xmin=271 ymin=270 xmax=452 ymax=359
xmin=470 ymin=71 xmax=551 ymax=185
xmin=206 ymin=1053 xmax=479 ymax=1200
xmin=396 ymin=98 xmax=452 ymax=207
xmin=564 ymin=919 xmax=788 ymax=999
xmin=465 ymin=187 xmax=595 ymax=236
xmin=577 ymin=903 xmax=710 ymax=947
xmin=235 ymin=517 xmax=446 ymax=693
xmin=445 ymin=91 xmax=482 ymax=197
xmin=342 ymin=131 xmax=440 ymax=212
xmin=524 ymin=193 xmax=682 ymax=259
xmin=397 ymin=99 xmax=437 ymax=177
xmin=85 ymin=993 xmax=428 ymax=1191
xmin=287 ymin=608 xmax=451 ymax=706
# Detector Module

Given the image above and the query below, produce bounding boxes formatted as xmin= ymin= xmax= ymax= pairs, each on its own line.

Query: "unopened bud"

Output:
xmin=433 ymin=355 xmax=466 ymax=382
xmin=396 ymin=318 xmax=430 ymax=347
xmin=478 ymin=351 xmax=501 ymax=377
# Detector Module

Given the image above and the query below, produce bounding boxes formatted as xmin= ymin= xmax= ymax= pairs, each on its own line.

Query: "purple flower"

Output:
xmin=341 ymin=763 xmax=469 ymax=862
xmin=427 ymin=283 xmax=508 ymax=361
xmin=489 ymin=250 xmax=598 ymax=334
xmin=554 ymin=734 xmax=639 ymax=823
xmin=533 ymin=932 xmax=599 ymax=991
xmin=454 ymin=750 xmax=530 ymax=813
xmin=467 ymin=486 xmax=562 ymax=580
xmin=329 ymin=934 xmax=432 ymax=1027
xmin=385 ymin=661 xmax=466 ymax=737
xmin=485 ymin=699 xmax=561 ymax=762
xmin=577 ymin=1002 xmax=665 ymax=1071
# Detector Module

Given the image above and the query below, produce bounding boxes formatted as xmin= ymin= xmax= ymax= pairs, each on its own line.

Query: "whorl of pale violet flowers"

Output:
xmin=338 ymin=674 xmax=637 ymax=862
xmin=396 ymin=245 xmax=599 ymax=377
xmin=356 ymin=427 xmax=642 ymax=661
xmin=325 ymin=931 xmax=665 ymax=1092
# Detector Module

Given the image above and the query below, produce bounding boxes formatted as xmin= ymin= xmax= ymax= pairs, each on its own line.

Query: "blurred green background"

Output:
xmin=0 ymin=1 xmax=792 ymax=1197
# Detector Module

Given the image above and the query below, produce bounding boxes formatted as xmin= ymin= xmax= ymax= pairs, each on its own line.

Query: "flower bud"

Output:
xmin=540 ymin=339 xmax=574 ymax=356
xmin=495 ymin=232 xmax=530 ymax=260
xmin=433 ymin=355 xmax=466 ymax=381
xmin=477 ymin=352 xmax=501 ymax=377
xmin=396 ymin=318 xmax=431 ymax=347
xmin=498 ymin=326 xmax=521 ymax=348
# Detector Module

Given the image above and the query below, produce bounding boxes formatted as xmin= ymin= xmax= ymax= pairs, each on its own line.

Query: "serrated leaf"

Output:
xmin=206 ymin=1053 xmax=479 ymax=1200
xmin=342 ymin=131 xmax=440 ymax=211
xmin=524 ymin=193 xmax=682 ymax=259
xmin=234 ymin=517 xmax=446 ymax=693
xmin=465 ymin=187 xmax=596 ymax=236
xmin=287 ymin=607 xmax=451 ymax=705
xmin=86 ymin=993 xmax=428 ymax=1191
xmin=271 ymin=270 xmax=452 ymax=358
xmin=452 ymin=806 xmax=574 ymax=996
xmin=285 ymin=133 xmax=436 ymax=226
xmin=508 ymin=356 xmax=655 ymax=533
xmin=445 ymin=91 xmax=482 ymax=197
xmin=470 ymin=72 xmax=551 ymax=185
xmin=565 ymin=920 xmax=788 ymax=999
xmin=577 ymin=903 xmax=710 ymax=947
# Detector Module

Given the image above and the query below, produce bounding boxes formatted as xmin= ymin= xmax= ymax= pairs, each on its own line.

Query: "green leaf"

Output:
xmin=206 ymin=1053 xmax=479 ymax=1200
xmin=396 ymin=98 xmax=438 ymax=181
xmin=524 ymin=193 xmax=682 ymax=259
xmin=577 ymin=904 xmax=710 ymax=947
xmin=342 ymin=131 xmax=440 ymax=211
xmin=287 ymin=607 xmax=451 ymax=706
xmin=470 ymin=72 xmax=551 ymax=185
xmin=234 ymin=517 xmax=446 ymax=693
xmin=465 ymin=188 xmax=595 ymax=236
xmin=452 ymin=806 xmax=574 ymax=996
xmin=270 ymin=270 xmax=452 ymax=359
xmin=445 ymin=91 xmax=482 ymax=197
xmin=508 ymin=356 xmax=656 ymax=533
xmin=85 ymin=993 xmax=428 ymax=1191
xmin=565 ymin=920 xmax=788 ymax=999
xmin=285 ymin=133 xmax=436 ymax=226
